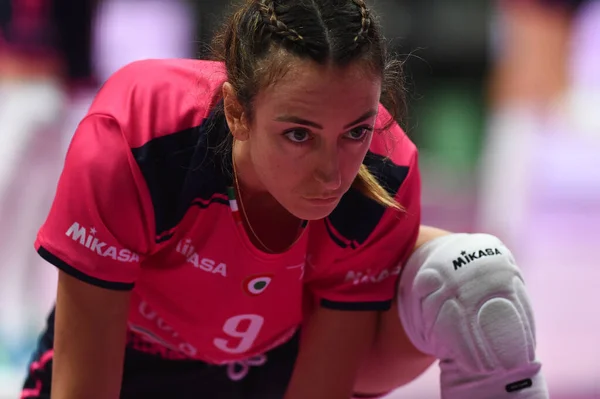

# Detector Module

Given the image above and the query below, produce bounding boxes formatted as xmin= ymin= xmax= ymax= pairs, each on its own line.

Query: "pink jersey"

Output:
xmin=35 ymin=59 xmax=421 ymax=364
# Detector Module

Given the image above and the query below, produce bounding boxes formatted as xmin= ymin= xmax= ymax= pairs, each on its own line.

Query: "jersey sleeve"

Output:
xmin=306 ymin=125 xmax=421 ymax=312
xmin=35 ymin=114 xmax=153 ymax=290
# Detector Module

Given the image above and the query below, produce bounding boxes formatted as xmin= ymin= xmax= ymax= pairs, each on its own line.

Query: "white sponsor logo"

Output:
xmin=176 ymin=239 xmax=227 ymax=277
xmin=65 ymin=222 xmax=140 ymax=262
xmin=137 ymin=300 xmax=197 ymax=357
xmin=226 ymin=354 xmax=267 ymax=381
xmin=344 ymin=265 xmax=401 ymax=285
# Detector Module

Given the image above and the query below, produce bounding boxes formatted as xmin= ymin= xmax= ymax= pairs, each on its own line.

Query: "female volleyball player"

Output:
xmin=22 ymin=0 xmax=548 ymax=398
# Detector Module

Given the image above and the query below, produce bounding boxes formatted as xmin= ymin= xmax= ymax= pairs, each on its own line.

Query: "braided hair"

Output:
xmin=352 ymin=0 xmax=371 ymax=44
xmin=258 ymin=0 xmax=303 ymax=42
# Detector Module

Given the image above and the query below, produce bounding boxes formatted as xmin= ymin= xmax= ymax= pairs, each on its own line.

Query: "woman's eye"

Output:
xmin=345 ymin=126 xmax=372 ymax=141
xmin=284 ymin=130 xmax=311 ymax=143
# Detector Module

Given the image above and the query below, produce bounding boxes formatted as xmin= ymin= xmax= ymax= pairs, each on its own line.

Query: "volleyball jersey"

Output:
xmin=35 ymin=59 xmax=421 ymax=364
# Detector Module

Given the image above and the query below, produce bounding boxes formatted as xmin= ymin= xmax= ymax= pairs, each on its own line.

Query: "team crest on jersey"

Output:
xmin=243 ymin=274 xmax=272 ymax=296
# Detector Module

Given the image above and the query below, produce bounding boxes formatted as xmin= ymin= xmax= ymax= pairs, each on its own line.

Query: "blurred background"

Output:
xmin=0 ymin=0 xmax=598 ymax=397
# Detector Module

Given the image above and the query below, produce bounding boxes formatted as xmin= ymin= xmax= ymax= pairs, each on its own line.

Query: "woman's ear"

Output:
xmin=222 ymin=82 xmax=250 ymax=141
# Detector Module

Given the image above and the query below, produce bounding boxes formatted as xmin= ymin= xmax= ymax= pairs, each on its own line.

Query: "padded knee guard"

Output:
xmin=397 ymin=233 xmax=548 ymax=398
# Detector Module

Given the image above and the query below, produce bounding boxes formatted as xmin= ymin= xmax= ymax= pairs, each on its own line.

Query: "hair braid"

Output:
xmin=352 ymin=0 xmax=371 ymax=43
xmin=258 ymin=0 xmax=304 ymax=42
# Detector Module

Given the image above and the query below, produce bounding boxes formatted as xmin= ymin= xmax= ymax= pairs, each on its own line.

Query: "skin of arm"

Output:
xmin=284 ymin=305 xmax=379 ymax=399
xmin=51 ymin=271 xmax=131 ymax=399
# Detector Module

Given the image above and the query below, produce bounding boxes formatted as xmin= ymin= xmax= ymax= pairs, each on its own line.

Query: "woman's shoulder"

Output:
xmin=371 ymin=103 xmax=417 ymax=168
xmin=87 ymin=58 xmax=227 ymax=148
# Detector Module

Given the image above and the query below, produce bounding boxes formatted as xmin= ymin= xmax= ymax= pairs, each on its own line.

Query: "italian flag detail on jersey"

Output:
xmin=243 ymin=275 xmax=272 ymax=296
xmin=227 ymin=186 xmax=242 ymax=224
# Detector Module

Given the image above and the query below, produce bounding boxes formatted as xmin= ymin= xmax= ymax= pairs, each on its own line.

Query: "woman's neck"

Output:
xmin=232 ymin=141 xmax=303 ymax=253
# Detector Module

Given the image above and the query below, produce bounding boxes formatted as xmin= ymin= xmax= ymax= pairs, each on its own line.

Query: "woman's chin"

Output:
xmin=286 ymin=197 xmax=341 ymax=221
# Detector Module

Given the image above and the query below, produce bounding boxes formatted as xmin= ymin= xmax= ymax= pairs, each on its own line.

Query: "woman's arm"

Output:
xmin=352 ymin=225 xmax=452 ymax=394
xmin=284 ymin=307 xmax=378 ymax=399
xmin=286 ymin=226 xmax=451 ymax=398
xmin=51 ymin=271 xmax=131 ymax=399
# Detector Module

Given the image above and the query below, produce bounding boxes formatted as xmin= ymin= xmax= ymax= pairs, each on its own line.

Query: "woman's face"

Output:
xmin=226 ymin=59 xmax=381 ymax=220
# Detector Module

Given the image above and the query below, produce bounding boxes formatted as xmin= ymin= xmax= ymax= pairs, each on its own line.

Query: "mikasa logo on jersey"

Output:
xmin=176 ymin=239 xmax=227 ymax=277
xmin=65 ymin=222 xmax=140 ymax=262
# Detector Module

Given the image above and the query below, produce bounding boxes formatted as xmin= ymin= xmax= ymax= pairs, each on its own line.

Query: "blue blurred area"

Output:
xmin=0 ymin=0 xmax=599 ymax=397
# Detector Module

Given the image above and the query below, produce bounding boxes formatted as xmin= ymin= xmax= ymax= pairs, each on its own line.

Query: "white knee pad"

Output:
xmin=397 ymin=233 xmax=548 ymax=399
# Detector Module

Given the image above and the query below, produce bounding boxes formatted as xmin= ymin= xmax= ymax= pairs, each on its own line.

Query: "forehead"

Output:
xmin=254 ymin=59 xmax=381 ymax=119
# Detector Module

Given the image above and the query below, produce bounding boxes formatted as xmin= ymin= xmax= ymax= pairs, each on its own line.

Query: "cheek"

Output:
xmin=340 ymin=157 xmax=363 ymax=187
xmin=252 ymin=144 xmax=305 ymax=189
xmin=341 ymin=142 xmax=371 ymax=181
